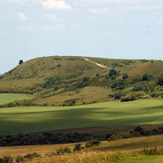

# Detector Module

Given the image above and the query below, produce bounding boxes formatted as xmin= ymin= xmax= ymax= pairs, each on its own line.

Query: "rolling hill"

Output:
xmin=0 ymin=56 xmax=162 ymax=106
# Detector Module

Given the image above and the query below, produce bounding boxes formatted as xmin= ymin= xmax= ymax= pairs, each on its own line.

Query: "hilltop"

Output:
xmin=0 ymin=56 xmax=162 ymax=106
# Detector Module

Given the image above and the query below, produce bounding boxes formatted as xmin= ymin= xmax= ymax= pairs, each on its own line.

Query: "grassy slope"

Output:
xmin=34 ymin=86 xmax=113 ymax=105
xmin=0 ymin=99 xmax=163 ymax=135
xmin=1 ymin=134 xmax=163 ymax=162
xmin=0 ymin=56 xmax=108 ymax=89
xmin=0 ymin=56 xmax=162 ymax=105
xmin=0 ymin=93 xmax=29 ymax=105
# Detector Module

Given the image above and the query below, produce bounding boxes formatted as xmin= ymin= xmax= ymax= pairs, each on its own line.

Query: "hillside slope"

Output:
xmin=0 ymin=56 xmax=162 ymax=106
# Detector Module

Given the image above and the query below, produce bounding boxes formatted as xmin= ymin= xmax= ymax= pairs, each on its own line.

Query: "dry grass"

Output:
xmin=1 ymin=134 xmax=163 ymax=157
xmin=34 ymin=86 xmax=113 ymax=105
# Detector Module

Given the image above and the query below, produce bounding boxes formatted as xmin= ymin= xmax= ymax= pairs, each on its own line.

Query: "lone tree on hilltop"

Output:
xmin=19 ymin=60 xmax=23 ymax=65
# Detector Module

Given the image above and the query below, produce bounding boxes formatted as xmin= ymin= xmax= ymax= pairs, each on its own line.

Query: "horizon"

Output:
xmin=0 ymin=55 xmax=161 ymax=75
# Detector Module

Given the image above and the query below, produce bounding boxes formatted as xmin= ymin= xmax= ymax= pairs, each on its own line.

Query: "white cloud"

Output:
xmin=39 ymin=0 xmax=72 ymax=10
xmin=16 ymin=12 xmax=28 ymax=21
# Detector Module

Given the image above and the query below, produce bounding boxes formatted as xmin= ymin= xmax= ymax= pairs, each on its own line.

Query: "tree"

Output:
xmin=19 ymin=60 xmax=23 ymax=65
xmin=142 ymin=74 xmax=148 ymax=81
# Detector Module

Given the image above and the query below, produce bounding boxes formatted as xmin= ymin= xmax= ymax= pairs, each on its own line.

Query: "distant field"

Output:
xmin=0 ymin=93 xmax=29 ymax=105
xmin=0 ymin=99 xmax=163 ymax=135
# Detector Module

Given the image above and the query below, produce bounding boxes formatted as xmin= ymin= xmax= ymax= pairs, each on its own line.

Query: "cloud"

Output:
xmin=39 ymin=0 xmax=72 ymax=10
xmin=16 ymin=12 xmax=28 ymax=21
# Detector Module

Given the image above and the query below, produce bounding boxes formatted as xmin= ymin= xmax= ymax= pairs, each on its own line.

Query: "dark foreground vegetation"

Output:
xmin=0 ymin=126 xmax=163 ymax=147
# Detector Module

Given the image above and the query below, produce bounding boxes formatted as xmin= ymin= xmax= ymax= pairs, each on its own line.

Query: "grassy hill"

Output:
xmin=0 ymin=56 xmax=162 ymax=106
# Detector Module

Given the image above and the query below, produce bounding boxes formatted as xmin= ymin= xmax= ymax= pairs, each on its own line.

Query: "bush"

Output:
xmin=121 ymin=95 xmax=136 ymax=102
xmin=109 ymin=69 xmax=117 ymax=77
xmin=132 ymin=85 xmax=143 ymax=91
xmin=24 ymin=152 xmax=41 ymax=160
xmin=56 ymin=147 xmax=71 ymax=155
xmin=107 ymin=134 xmax=118 ymax=141
xmin=134 ymin=126 xmax=144 ymax=132
xmin=83 ymin=77 xmax=89 ymax=82
xmin=122 ymin=74 xmax=129 ymax=79
xmin=16 ymin=156 xmax=26 ymax=162
xmin=73 ymin=144 xmax=84 ymax=151
xmin=85 ymin=140 xmax=101 ymax=148
xmin=113 ymin=93 xmax=123 ymax=100
xmin=142 ymin=74 xmax=148 ymax=81
xmin=111 ymin=75 xmax=116 ymax=80
xmin=158 ymin=75 xmax=163 ymax=86
xmin=3 ymin=155 xmax=13 ymax=163
xmin=54 ymin=86 xmax=59 ymax=91
xmin=111 ymin=82 xmax=117 ymax=88
xmin=0 ymin=158 xmax=4 ymax=163
xmin=142 ymin=147 xmax=160 ymax=155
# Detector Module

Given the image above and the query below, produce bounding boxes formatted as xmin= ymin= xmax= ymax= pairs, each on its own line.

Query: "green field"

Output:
xmin=0 ymin=99 xmax=163 ymax=135
xmin=0 ymin=93 xmax=29 ymax=105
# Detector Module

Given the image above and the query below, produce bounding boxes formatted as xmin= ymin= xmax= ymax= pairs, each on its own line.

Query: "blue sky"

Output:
xmin=0 ymin=0 xmax=163 ymax=74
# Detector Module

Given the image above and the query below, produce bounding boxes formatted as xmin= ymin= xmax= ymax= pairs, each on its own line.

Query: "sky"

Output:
xmin=0 ymin=0 xmax=163 ymax=74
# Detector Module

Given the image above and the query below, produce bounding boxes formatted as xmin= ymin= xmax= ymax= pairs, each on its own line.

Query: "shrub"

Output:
xmin=24 ymin=152 xmax=41 ymax=160
xmin=63 ymin=147 xmax=71 ymax=153
xmin=0 ymin=158 xmax=4 ymax=163
xmin=132 ymin=85 xmax=143 ymax=91
xmin=151 ymin=92 xmax=159 ymax=97
xmin=134 ymin=126 xmax=144 ymax=132
xmin=85 ymin=140 xmax=101 ymax=148
xmin=111 ymin=82 xmax=117 ymax=88
xmin=56 ymin=147 xmax=71 ymax=155
xmin=121 ymin=95 xmax=136 ymax=102
xmin=158 ymin=75 xmax=163 ymax=86
xmin=54 ymin=86 xmax=59 ymax=91
xmin=122 ymin=74 xmax=129 ymax=79
xmin=111 ymin=75 xmax=116 ymax=80
xmin=3 ymin=155 xmax=13 ymax=163
xmin=113 ymin=93 xmax=123 ymax=100
xmin=73 ymin=143 xmax=84 ymax=151
xmin=16 ymin=156 xmax=25 ymax=162
xmin=83 ymin=77 xmax=89 ymax=82
xmin=142 ymin=74 xmax=148 ymax=81
xmin=142 ymin=147 xmax=159 ymax=155
xmin=109 ymin=69 xmax=117 ymax=77
xmin=107 ymin=134 xmax=118 ymax=141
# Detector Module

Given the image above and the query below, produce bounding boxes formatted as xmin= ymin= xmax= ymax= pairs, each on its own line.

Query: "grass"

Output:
xmin=1 ymin=134 xmax=163 ymax=162
xmin=34 ymin=86 xmax=113 ymax=105
xmin=0 ymin=93 xmax=29 ymax=105
xmin=0 ymin=99 xmax=163 ymax=135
